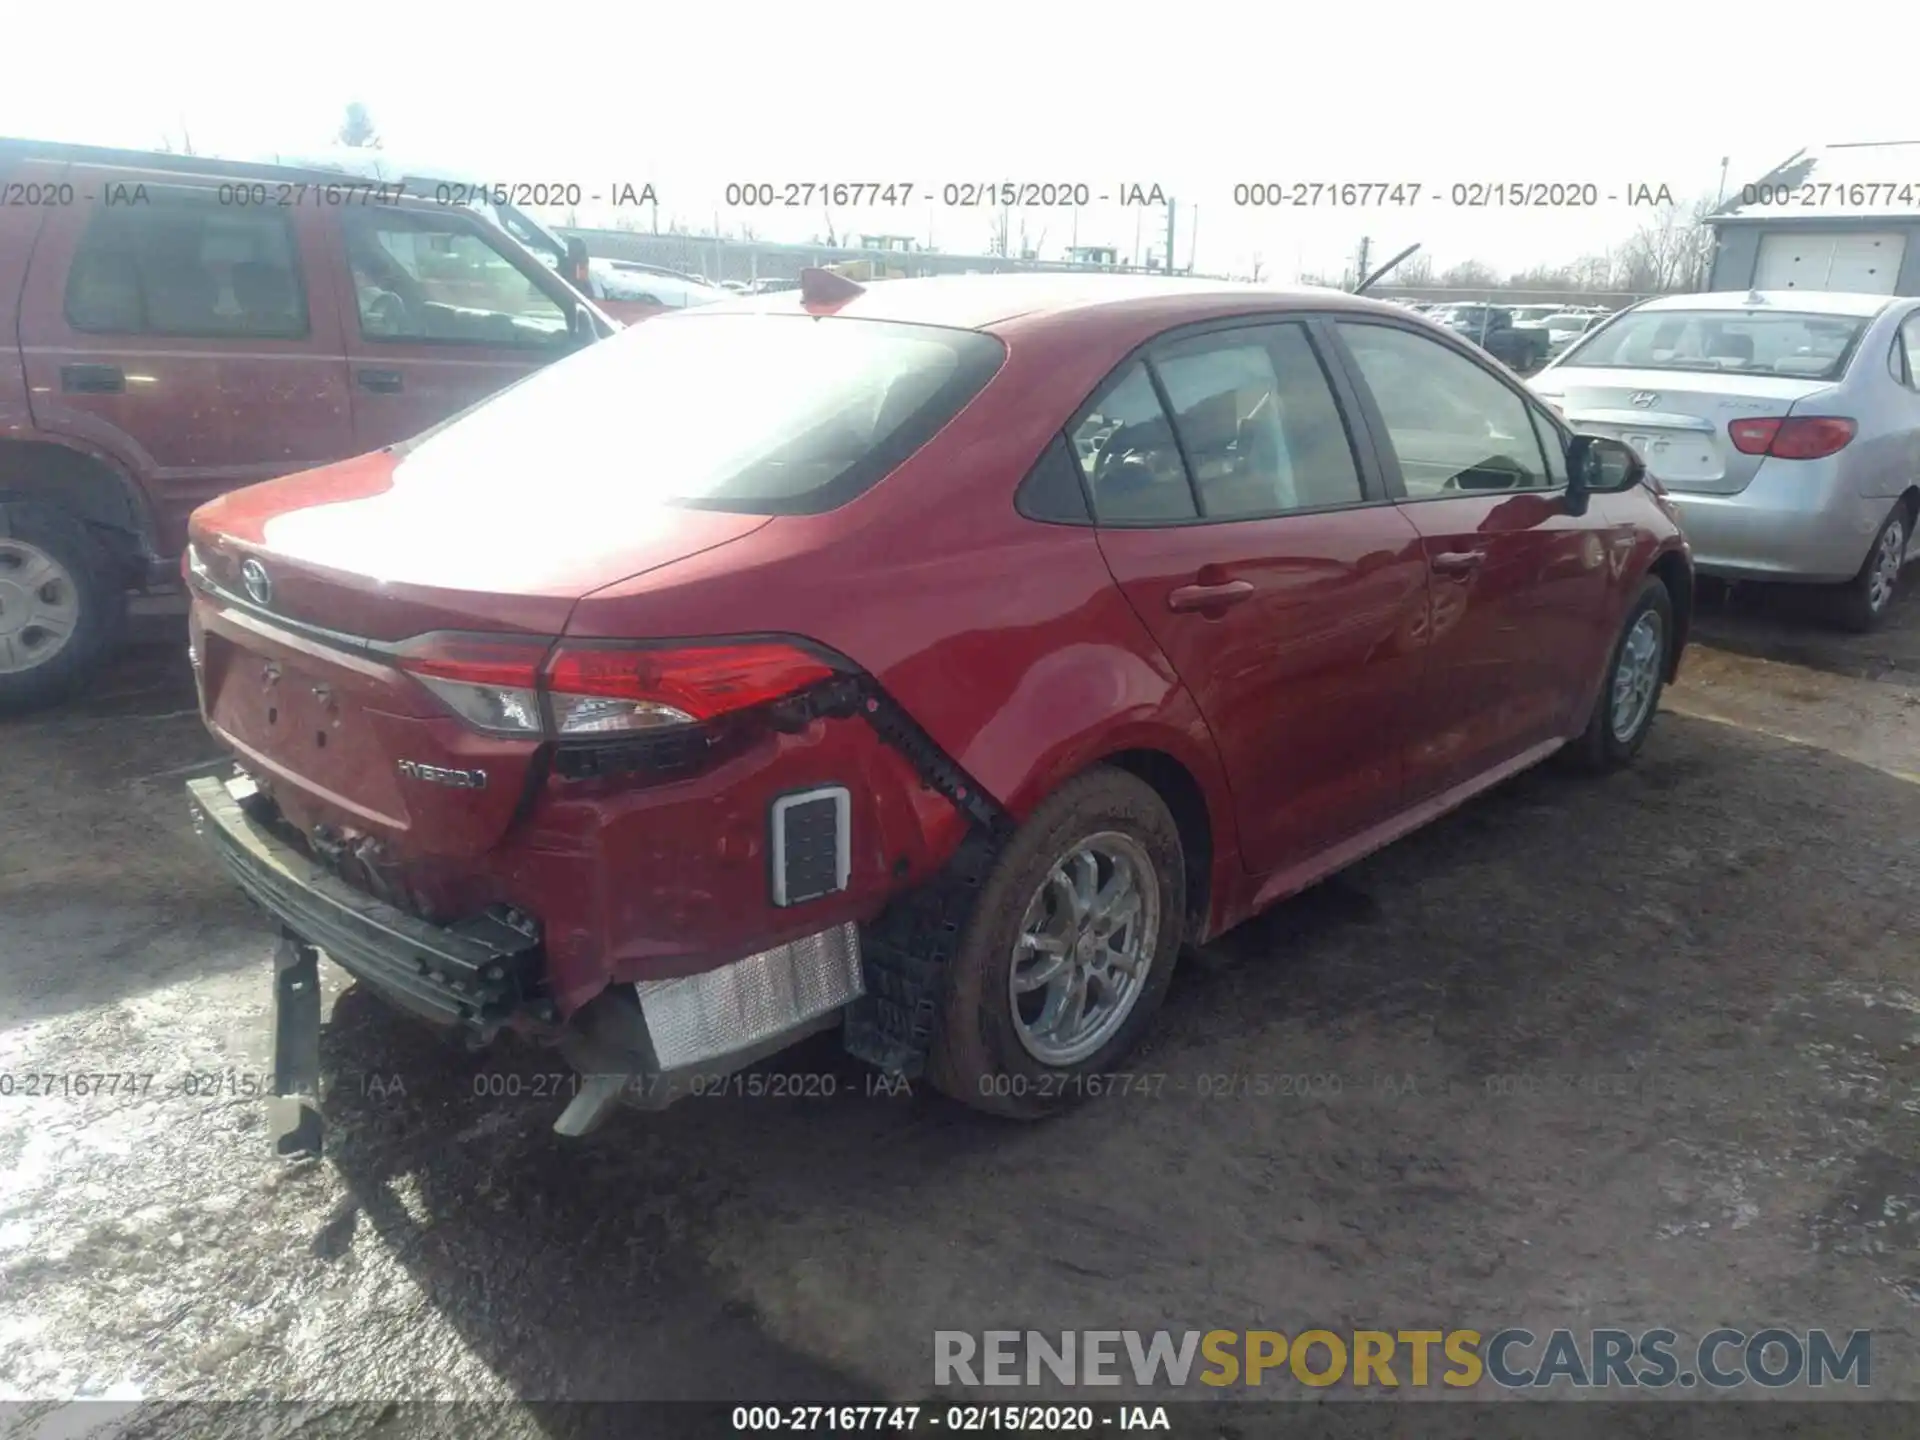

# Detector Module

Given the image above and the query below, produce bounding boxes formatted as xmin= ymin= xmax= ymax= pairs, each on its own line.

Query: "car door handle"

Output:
xmin=1167 ymin=580 xmax=1255 ymax=612
xmin=59 ymin=363 xmax=124 ymax=394
xmin=356 ymin=368 xmax=403 ymax=394
xmin=1430 ymin=550 xmax=1486 ymax=574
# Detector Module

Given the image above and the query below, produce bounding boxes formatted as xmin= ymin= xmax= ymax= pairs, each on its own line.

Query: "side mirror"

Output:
xmin=564 ymin=236 xmax=591 ymax=290
xmin=1565 ymin=433 xmax=1644 ymax=515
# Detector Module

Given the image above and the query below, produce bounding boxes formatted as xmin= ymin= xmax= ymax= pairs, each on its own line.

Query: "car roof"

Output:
xmin=1629 ymin=290 xmax=1898 ymax=319
xmin=709 ymin=272 xmax=1404 ymax=333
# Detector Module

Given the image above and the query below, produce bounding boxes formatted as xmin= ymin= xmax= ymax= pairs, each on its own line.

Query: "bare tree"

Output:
xmin=987 ymin=205 xmax=1011 ymax=258
xmin=1016 ymin=216 xmax=1048 ymax=261
xmin=1614 ymin=194 xmax=1716 ymax=294
xmin=820 ymin=208 xmax=840 ymax=247
xmin=1249 ymin=252 xmax=1267 ymax=283
xmin=337 ymin=102 xmax=380 ymax=149
xmin=1394 ymin=252 xmax=1434 ymax=287
xmin=1438 ymin=259 xmax=1500 ymax=290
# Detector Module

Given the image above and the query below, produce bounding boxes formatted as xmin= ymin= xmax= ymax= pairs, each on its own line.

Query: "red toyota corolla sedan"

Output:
xmin=183 ymin=270 xmax=1691 ymax=1141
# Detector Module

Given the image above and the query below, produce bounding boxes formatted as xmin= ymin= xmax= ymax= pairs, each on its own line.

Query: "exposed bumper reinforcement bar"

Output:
xmin=186 ymin=774 xmax=541 ymax=1034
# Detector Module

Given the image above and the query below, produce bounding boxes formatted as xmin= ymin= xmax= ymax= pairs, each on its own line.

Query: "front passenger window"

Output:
xmin=340 ymin=209 xmax=570 ymax=348
xmin=1336 ymin=322 xmax=1550 ymax=496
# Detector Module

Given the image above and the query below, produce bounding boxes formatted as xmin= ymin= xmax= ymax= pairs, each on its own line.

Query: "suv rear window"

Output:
xmin=64 ymin=192 xmax=307 ymax=339
xmin=390 ymin=313 xmax=1005 ymax=515
xmin=1565 ymin=309 xmax=1868 ymax=380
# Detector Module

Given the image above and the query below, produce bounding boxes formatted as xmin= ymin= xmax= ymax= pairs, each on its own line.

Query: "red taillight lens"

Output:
xmin=1727 ymin=418 xmax=1781 ymax=455
xmin=397 ymin=634 xmax=839 ymax=739
xmin=1769 ymin=416 xmax=1856 ymax=460
xmin=395 ymin=633 xmax=551 ymax=736
xmin=544 ymin=641 xmax=836 ymax=735
xmin=1728 ymin=416 xmax=1856 ymax=460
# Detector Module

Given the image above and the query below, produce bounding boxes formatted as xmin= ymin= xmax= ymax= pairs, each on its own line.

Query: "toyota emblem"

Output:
xmin=240 ymin=557 xmax=273 ymax=608
xmin=1630 ymin=391 xmax=1659 ymax=408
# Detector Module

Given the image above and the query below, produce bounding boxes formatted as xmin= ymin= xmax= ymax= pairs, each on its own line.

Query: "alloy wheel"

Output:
xmin=1867 ymin=514 xmax=1907 ymax=616
xmin=1007 ymin=831 xmax=1161 ymax=1067
xmin=1609 ymin=609 xmax=1665 ymax=743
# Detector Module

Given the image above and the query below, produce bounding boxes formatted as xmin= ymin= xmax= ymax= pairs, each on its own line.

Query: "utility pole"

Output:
xmin=1187 ymin=206 xmax=1199 ymax=274
xmin=1355 ymin=236 xmax=1372 ymax=292
xmin=1165 ymin=198 xmax=1177 ymax=275
xmin=1716 ymin=155 xmax=1730 ymax=207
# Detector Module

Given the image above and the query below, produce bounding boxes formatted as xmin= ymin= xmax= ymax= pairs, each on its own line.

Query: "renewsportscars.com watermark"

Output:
xmin=934 ymin=1328 xmax=1872 ymax=1391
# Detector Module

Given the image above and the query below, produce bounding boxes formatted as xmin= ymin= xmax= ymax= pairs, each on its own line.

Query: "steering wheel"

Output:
xmin=366 ymin=289 xmax=412 ymax=337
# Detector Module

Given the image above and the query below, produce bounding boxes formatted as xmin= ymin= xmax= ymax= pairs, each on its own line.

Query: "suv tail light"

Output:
xmin=395 ymin=634 xmax=839 ymax=739
xmin=1727 ymin=416 xmax=1857 ymax=460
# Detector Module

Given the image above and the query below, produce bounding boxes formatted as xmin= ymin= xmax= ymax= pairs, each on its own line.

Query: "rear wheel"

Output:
xmin=1831 ymin=503 xmax=1908 ymax=634
xmin=1565 ymin=574 xmax=1672 ymax=773
xmin=0 ymin=502 xmax=124 ymax=714
xmin=928 ymin=769 xmax=1184 ymax=1118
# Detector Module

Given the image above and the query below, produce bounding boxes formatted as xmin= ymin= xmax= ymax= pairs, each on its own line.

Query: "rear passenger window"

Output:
xmin=1154 ymin=324 xmax=1363 ymax=518
xmin=1895 ymin=312 xmax=1920 ymax=391
xmin=1070 ymin=363 xmax=1197 ymax=523
xmin=64 ymin=192 xmax=307 ymax=339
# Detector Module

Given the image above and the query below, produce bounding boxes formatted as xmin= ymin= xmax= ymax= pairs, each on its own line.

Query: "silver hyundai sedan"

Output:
xmin=1531 ymin=290 xmax=1919 ymax=630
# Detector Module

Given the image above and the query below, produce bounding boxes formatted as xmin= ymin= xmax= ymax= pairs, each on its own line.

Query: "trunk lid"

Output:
xmin=1539 ymin=366 xmax=1837 ymax=496
xmin=189 ymin=445 xmax=770 ymax=859
xmin=190 ymin=447 xmax=771 ymax=641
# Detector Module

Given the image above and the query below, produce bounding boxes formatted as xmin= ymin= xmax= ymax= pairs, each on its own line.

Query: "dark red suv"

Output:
xmin=183 ymin=271 xmax=1691 ymax=1138
xmin=0 ymin=139 xmax=611 ymax=711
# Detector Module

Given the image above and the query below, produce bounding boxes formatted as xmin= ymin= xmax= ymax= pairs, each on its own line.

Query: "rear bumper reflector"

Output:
xmin=186 ymin=774 xmax=541 ymax=1033
xmin=770 ymin=785 xmax=851 ymax=907
xmin=634 ymin=922 xmax=864 ymax=1072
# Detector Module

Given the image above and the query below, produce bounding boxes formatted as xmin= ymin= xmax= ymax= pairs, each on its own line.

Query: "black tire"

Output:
xmin=927 ymin=768 xmax=1185 ymax=1118
xmin=0 ymin=500 xmax=126 ymax=715
xmin=1830 ymin=502 xmax=1909 ymax=634
xmin=1564 ymin=574 xmax=1673 ymax=773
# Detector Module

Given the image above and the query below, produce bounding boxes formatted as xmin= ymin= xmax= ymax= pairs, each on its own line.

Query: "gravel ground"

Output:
xmin=2 ymin=583 xmax=1917 ymax=1435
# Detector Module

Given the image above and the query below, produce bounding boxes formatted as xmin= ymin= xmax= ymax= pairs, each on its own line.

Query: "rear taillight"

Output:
xmin=395 ymin=634 xmax=549 ymax=736
xmin=396 ymin=634 xmax=839 ymax=739
xmin=545 ymin=641 xmax=837 ymax=736
xmin=1727 ymin=416 xmax=1857 ymax=460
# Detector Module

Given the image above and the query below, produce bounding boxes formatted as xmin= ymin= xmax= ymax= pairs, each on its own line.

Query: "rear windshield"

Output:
xmin=392 ymin=312 xmax=1005 ymax=514
xmin=1564 ymin=309 xmax=1868 ymax=380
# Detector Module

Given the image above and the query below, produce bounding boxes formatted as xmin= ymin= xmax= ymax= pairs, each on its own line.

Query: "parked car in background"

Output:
xmin=1541 ymin=310 xmax=1608 ymax=358
xmin=589 ymin=263 xmax=731 ymax=324
xmin=1437 ymin=304 xmax=1553 ymax=371
xmin=182 ymin=271 xmax=1690 ymax=1139
xmin=0 ymin=138 xmax=615 ymax=711
xmin=1533 ymin=289 xmax=1919 ymax=629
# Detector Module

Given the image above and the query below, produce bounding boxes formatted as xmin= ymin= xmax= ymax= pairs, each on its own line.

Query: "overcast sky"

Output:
xmin=6 ymin=1 xmax=1912 ymax=281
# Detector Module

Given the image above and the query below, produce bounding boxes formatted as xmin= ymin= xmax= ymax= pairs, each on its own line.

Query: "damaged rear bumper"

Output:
xmin=186 ymin=772 xmax=868 ymax=1135
xmin=187 ymin=773 xmax=541 ymax=1034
